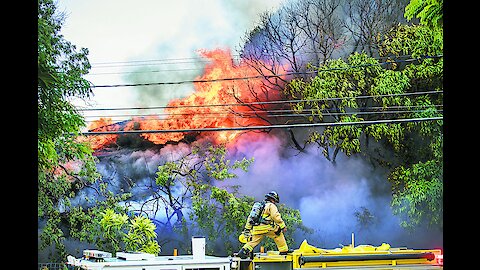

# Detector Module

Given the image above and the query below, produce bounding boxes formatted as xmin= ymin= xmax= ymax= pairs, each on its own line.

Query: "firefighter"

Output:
xmin=237 ymin=191 xmax=289 ymax=259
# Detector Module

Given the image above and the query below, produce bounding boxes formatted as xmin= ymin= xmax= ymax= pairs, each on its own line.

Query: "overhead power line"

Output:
xmin=91 ymin=70 xmax=313 ymax=88
xmin=82 ymin=108 xmax=443 ymax=123
xmin=82 ymin=103 xmax=443 ymax=120
xmin=80 ymin=116 xmax=442 ymax=136
xmin=88 ymin=53 xmax=418 ymax=68
xmin=88 ymin=68 xmax=203 ymax=76
xmin=90 ymin=55 xmax=442 ymax=88
xmin=86 ymin=54 xmax=417 ymax=76
xmin=78 ymin=90 xmax=443 ymax=112
xmin=90 ymin=59 xmax=212 ymax=68
xmin=90 ymin=54 xmax=242 ymax=66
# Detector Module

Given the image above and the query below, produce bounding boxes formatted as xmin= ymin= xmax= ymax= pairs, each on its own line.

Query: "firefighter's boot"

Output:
xmin=279 ymin=249 xmax=294 ymax=255
xmin=237 ymin=248 xmax=250 ymax=259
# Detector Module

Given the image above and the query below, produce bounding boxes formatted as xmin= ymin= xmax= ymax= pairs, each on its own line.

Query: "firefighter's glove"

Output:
xmin=241 ymin=229 xmax=252 ymax=242
xmin=275 ymin=226 xmax=287 ymax=236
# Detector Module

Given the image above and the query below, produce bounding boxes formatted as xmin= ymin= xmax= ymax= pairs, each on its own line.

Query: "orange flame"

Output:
xmin=85 ymin=48 xmax=287 ymax=149
xmin=82 ymin=117 xmax=121 ymax=150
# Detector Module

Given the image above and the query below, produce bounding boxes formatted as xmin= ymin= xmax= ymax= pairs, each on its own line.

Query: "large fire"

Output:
xmin=84 ymin=48 xmax=288 ymax=150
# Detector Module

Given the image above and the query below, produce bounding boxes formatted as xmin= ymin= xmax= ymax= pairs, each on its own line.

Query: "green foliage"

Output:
xmin=154 ymin=142 xmax=255 ymax=254
xmin=370 ymin=70 xmax=411 ymax=108
xmin=155 ymin=161 xmax=177 ymax=187
xmin=389 ymin=160 xmax=443 ymax=229
xmin=38 ymin=0 xmax=156 ymax=262
xmin=67 ymin=191 xmax=162 ymax=257
xmin=124 ymin=216 xmax=161 ymax=254
xmin=378 ymin=15 xmax=443 ymax=230
xmin=38 ymin=0 xmax=94 ymax=177
xmin=189 ymin=186 xmax=254 ymax=254
xmin=404 ymin=0 xmax=443 ymax=29
xmin=38 ymin=0 xmax=99 ymax=261
xmin=99 ymin=209 xmax=129 ymax=253
xmin=286 ymin=1 xmax=443 ymax=230
xmin=39 ymin=214 xmax=66 ymax=258
xmin=365 ymin=123 xmax=404 ymax=152
xmin=288 ymin=52 xmax=409 ymax=162
xmin=92 ymin=209 xmax=161 ymax=256
xmin=203 ymin=145 xmax=254 ymax=180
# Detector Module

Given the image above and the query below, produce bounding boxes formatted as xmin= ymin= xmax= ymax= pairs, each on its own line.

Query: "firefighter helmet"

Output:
xmin=265 ymin=191 xmax=280 ymax=203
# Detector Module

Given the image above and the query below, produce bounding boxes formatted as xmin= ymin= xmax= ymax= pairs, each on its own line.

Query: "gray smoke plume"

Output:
xmin=65 ymin=128 xmax=442 ymax=258
xmin=223 ymin=131 xmax=443 ymax=249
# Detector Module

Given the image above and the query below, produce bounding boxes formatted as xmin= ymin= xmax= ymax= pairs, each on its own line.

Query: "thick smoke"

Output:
xmin=65 ymin=129 xmax=442 ymax=259
xmin=224 ymin=131 xmax=443 ymax=249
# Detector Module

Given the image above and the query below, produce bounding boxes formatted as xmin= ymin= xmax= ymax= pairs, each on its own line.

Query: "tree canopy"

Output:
xmin=284 ymin=0 xmax=443 ymax=229
xmin=38 ymin=0 xmax=160 ymax=261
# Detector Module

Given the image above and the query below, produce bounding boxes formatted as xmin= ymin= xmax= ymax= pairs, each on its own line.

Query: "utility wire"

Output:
xmin=90 ymin=55 xmax=442 ymax=88
xmin=83 ymin=110 xmax=444 ymax=126
xmin=78 ymin=90 xmax=443 ymax=112
xmin=90 ymin=55 xmax=242 ymax=66
xmin=80 ymin=92 xmax=443 ymax=130
xmin=87 ymin=53 xmax=415 ymax=75
xmin=88 ymin=68 xmax=203 ymax=76
xmin=90 ymin=59 xmax=213 ymax=68
xmin=89 ymin=52 xmax=417 ymax=68
xmin=91 ymin=70 xmax=311 ymax=88
xmin=80 ymin=116 xmax=442 ymax=136
xmin=82 ymin=106 xmax=443 ymax=121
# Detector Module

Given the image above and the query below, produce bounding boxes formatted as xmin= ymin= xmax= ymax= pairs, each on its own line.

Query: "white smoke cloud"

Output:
xmin=224 ymin=131 xmax=443 ymax=249
xmin=65 ymin=129 xmax=442 ymax=254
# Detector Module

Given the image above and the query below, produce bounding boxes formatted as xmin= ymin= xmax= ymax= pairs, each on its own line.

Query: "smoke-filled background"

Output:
xmin=225 ymin=132 xmax=443 ymax=249
xmin=60 ymin=129 xmax=442 ymax=258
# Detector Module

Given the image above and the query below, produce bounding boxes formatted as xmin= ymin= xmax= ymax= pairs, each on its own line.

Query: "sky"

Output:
xmin=56 ymin=0 xmax=285 ymax=123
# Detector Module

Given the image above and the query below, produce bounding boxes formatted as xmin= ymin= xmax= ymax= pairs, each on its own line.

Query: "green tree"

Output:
xmin=380 ymin=0 xmax=443 ymax=229
xmin=404 ymin=0 xmax=443 ymax=29
xmin=38 ymin=0 xmax=100 ymax=261
xmin=95 ymin=209 xmax=161 ymax=256
xmin=285 ymin=0 xmax=442 ymax=229
xmin=286 ymin=52 xmax=406 ymax=164
xmin=38 ymin=0 xmax=160 ymax=261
